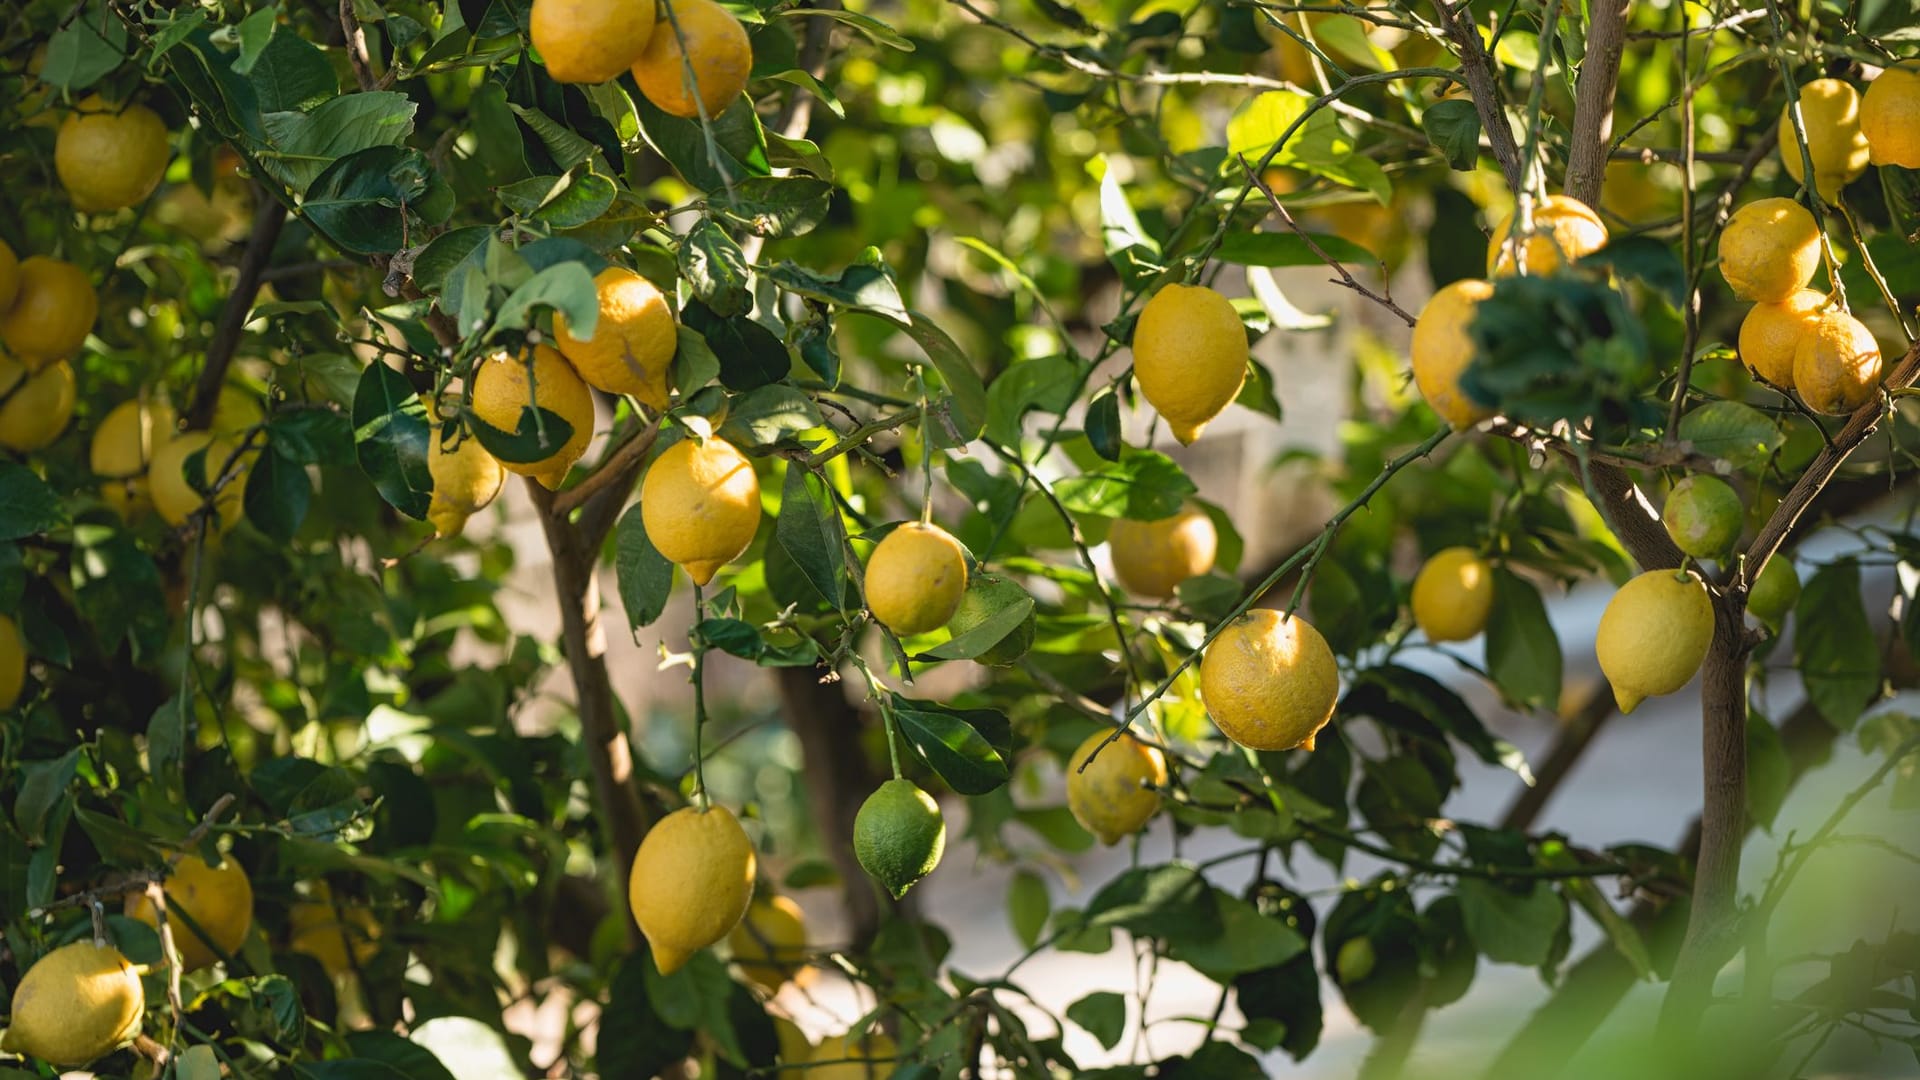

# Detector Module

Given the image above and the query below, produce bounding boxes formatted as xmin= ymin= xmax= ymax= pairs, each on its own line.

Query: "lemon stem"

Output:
xmin=690 ymin=581 xmax=710 ymax=810
xmin=913 ymin=365 xmax=934 ymax=525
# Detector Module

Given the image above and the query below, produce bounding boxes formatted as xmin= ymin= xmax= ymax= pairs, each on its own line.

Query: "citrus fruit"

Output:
xmin=1486 ymin=194 xmax=1608 ymax=276
xmin=1777 ymin=79 xmax=1870 ymax=201
xmin=1793 ymin=308 xmax=1883 ymax=415
xmin=1746 ymin=556 xmax=1801 ymax=627
xmin=1862 ymin=64 xmax=1920 ymax=168
xmin=1410 ymin=278 xmax=1497 ymax=429
xmin=1200 ymin=608 xmax=1340 ymax=752
xmin=55 ymin=95 xmax=171 ymax=212
xmin=1662 ymin=476 xmax=1744 ymax=559
xmin=151 ymin=431 xmax=251 ymax=533
xmin=640 ymin=434 xmax=762 ymax=585
xmin=210 ymin=384 xmax=266 ymax=437
xmin=810 ymin=1028 xmax=898 ymax=1080
xmin=91 ymin=397 xmax=176 ymax=518
xmin=1132 ymin=282 xmax=1248 ymax=445
xmin=945 ymin=572 xmax=1035 ymax=666
xmin=1717 ymin=198 xmax=1821 ymax=303
xmin=0 ymin=238 xmax=17 ymax=312
xmin=864 ymin=521 xmax=969 ymax=636
xmin=0 ymin=256 xmax=97 ymax=367
xmin=0 ymin=940 xmax=144 ymax=1067
xmin=0 ymin=614 xmax=24 ymax=710
xmin=127 ymin=853 xmax=254 ymax=971
xmin=628 ymin=804 xmax=757 ymax=975
xmin=1410 ymin=546 xmax=1494 ymax=642
xmin=1108 ymin=506 xmax=1219 ymax=598
xmin=426 ymin=407 xmax=507 ymax=539
xmin=1336 ymin=937 xmax=1377 ymax=984
xmin=530 ymin=0 xmax=655 ymax=84
xmin=288 ymin=884 xmax=381 ymax=978
xmin=0 ymin=357 xmax=75 ymax=452
xmin=634 ymin=0 xmax=754 ymax=119
xmin=470 ymin=344 xmax=595 ymax=489
xmin=1595 ymin=569 xmax=1715 ymax=713
xmin=853 ymin=778 xmax=945 ymax=899
xmin=1737 ymin=289 xmax=1827 ymax=389
xmin=728 ymin=893 xmax=810 ymax=995
xmin=553 ymin=266 xmax=678 ymax=410
xmin=1065 ymin=729 xmax=1168 ymax=846
xmin=774 ymin=1015 xmax=815 ymax=1070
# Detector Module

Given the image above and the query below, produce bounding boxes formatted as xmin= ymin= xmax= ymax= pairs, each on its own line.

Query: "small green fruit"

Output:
xmin=1747 ymin=556 xmax=1801 ymax=627
xmin=853 ymin=779 xmax=946 ymax=899
xmin=1336 ymin=936 xmax=1377 ymax=984
xmin=1662 ymin=476 xmax=1744 ymax=558
xmin=946 ymin=573 xmax=1035 ymax=667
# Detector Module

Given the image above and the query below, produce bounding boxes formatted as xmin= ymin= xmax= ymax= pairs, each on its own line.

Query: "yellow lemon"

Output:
xmin=1737 ymin=289 xmax=1828 ymax=389
xmin=633 ymin=0 xmax=755 ymax=119
xmin=530 ymin=0 xmax=656 ymax=84
xmin=1862 ymin=64 xmax=1920 ymax=168
xmin=92 ymin=397 xmax=176 ymax=517
xmin=1793 ymin=308 xmax=1882 ymax=415
xmin=0 ymin=357 xmax=76 ymax=452
xmin=553 ymin=266 xmax=678 ymax=410
xmin=1201 ymin=609 xmax=1339 ymax=752
xmin=211 ymin=384 xmax=266 ymax=437
xmin=853 ymin=779 xmax=945 ymax=899
xmin=640 ymin=435 xmax=762 ymax=585
xmin=1410 ymin=546 xmax=1493 ymax=642
xmin=1778 ymin=79 xmax=1870 ymax=201
xmin=0 ymin=940 xmax=144 ymax=1067
xmin=809 ymin=1029 xmax=898 ymax=1080
xmin=629 ymin=804 xmax=757 ymax=976
xmin=0 ymin=256 xmax=97 ymax=367
xmin=774 ymin=1015 xmax=815 ymax=1071
xmin=1718 ymin=198 xmax=1821 ymax=302
xmin=1132 ymin=282 xmax=1248 ymax=445
xmin=150 ymin=431 xmax=250 ymax=533
xmin=1108 ymin=506 xmax=1218 ymax=599
xmin=0 ymin=614 xmax=24 ymax=710
xmin=289 ymin=885 xmax=381 ymax=978
xmin=55 ymin=95 xmax=171 ymax=213
xmin=426 ymin=406 xmax=507 ymax=538
xmin=1486 ymin=194 xmax=1608 ymax=276
xmin=0 ymin=238 xmax=17 ymax=312
xmin=470 ymin=344 xmax=595 ymax=489
xmin=127 ymin=853 xmax=254 ymax=972
xmin=1595 ymin=569 xmax=1714 ymax=713
xmin=1065 ymin=729 xmax=1168 ymax=846
xmin=1410 ymin=278 xmax=1496 ymax=429
xmin=865 ymin=521 xmax=969 ymax=636
xmin=728 ymin=893 xmax=811 ymax=995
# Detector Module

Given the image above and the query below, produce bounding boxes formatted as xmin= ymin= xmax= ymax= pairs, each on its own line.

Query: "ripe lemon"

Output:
xmin=1108 ymin=506 xmax=1218 ymax=598
xmin=1132 ymin=282 xmax=1248 ymax=445
xmin=1747 ymin=556 xmax=1800 ymax=628
xmin=127 ymin=853 xmax=254 ymax=971
xmin=0 ymin=256 xmax=97 ymax=367
xmin=1200 ymin=608 xmax=1339 ymax=752
xmin=1065 ymin=729 xmax=1168 ymax=846
xmin=0 ymin=238 xmax=17 ymax=311
xmin=946 ymin=572 xmax=1035 ymax=666
xmin=288 ymin=884 xmax=381 ymax=978
xmin=0 ymin=614 xmax=25 ymax=710
xmin=553 ymin=266 xmax=678 ymax=410
xmin=1410 ymin=278 xmax=1497 ymax=429
xmin=728 ymin=893 xmax=811 ymax=995
xmin=150 ymin=431 xmax=251 ymax=533
xmin=810 ymin=1029 xmax=898 ymax=1080
xmin=1793 ymin=308 xmax=1882 ymax=415
xmin=470 ymin=344 xmax=595 ymax=490
xmin=56 ymin=95 xmax=171 ymax=213
xmin=530 ymin=0 xmax=655 ymax=84
xmin=628 ymin=804 xmax=757 ymax=975
xmin=1737 ymin=289 xmax=1827 ymax=389
xmin=0 ymin=940 xmax=144 ymax=1067
xmin=774 ymin=1016 xmax=815 ymax=1069
xmin=1718 ymin=198 xmax=1821 ymax=302
xmin=0 ymin=357 xmax=75 ymax=452
xmin=426 ymin=406 xmax=507 ymax=539
xmin=92 ymin=397 xmax=176 ymax=517
xmin=633 ymin=0 xmax=754 ymax=119
xmin=1662 ymin=476 xmax=1744 ymax=559
xmin=865 ymin=521 xmax=969 ymax=636
xmin=640 ymin=435 xmax=762 ymax=585
xmin=211 ymin=385 xmax=266 ymax=437
xmin=1410 ymin=546 xmax=1493 ymax=642
xmin=1595 ymin=569 xmax=1714 ymax=713
xmin=1486 ymin=194 xmax=1608 ymax=276
xmin=853 ymin=779 xmax=946 ymax=899
xmin=1777 ymin=79 xmax=1870 ymax=201
xmin=1862 ymin=64 xmax=1920 ymax=168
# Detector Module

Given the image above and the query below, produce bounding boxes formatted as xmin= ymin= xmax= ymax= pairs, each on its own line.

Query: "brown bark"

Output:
xmin=185 ymin=197 xmax=287 ymax=431
xmin=1565 ymin=0 xmax=1632 ymax=204
xmin=1431 ymin=0 xmax=1524 ymax=192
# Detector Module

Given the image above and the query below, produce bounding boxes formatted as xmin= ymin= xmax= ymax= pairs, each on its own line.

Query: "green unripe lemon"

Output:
xmin=1336 ymin=937 xmax=1377 ymax=984
xmin=1747 ymin=556 xmax=1801 ymax=627
xmin=853 ymin=779 xmax=946 ymax=899
xmin=1662 ymin=476 xmax=1743 ymax=558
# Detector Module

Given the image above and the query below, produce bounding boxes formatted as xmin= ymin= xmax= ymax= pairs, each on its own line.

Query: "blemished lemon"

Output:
xmin=0 ymin=614 xmax=25 ymax=710
xmin=809 ymin=1029 xmax=899 ymax=1080
xmin=1777 ymin=79 xmax=1870 ymax=201
xmin=0 ymin=256 xmax=97 ymax=367
xmin=1486 ymin=194 xmax=1608 ymax=277
xmin=641 ymin=435 xmax=762 ymax=585
xmin=150 ymin=431 xmax=251 ymax=533
xmin=553 ymin=266 xmax=678 ymax=410
xmin=1718 ymin=198 xmax=1821 ymax=303
xmin=1132 ymin=282 xmax=1248 ymax=445
xmin=629 ymin=804 xmax=757 ymax=975
xmin=1662 ymin=476 xmax=1744 ymax=559
xmin=288 ymin=884 xmax=380 ymax=977
xmin=1793 ymin=308 xmax=1883 ymax=415
xmin=945 ymin=572 xmax=1035 ymax=666
xmin=1747 ymin=556 xmax=1801 ymax=627
xmin=426 ymin=407 xmax=507 ymax=539
xmin=1596 ymin=569 xmax=1715 ymax=713
xmin=853 ymin=779 xmax=946 ymax=899
xmin=529 ymin=0 xmax=655 ymax=84
xmin=1200 ymin=608 xmax=1340 ymax=752
xmin=1737 ymin=289 xmax=1827 ymax=389
xmin=1108 ymin=506 xmax=1218 ymax=598
xmin=1410 ymin=547 xmax=1493 ymax=642
xmin=1065 ymin=730 xmax=1168 ymax=846
xmin=633 ymin=0 xmax=755 ymax=119
xmin=1862 ymin=65 xmax=1920 ymax=168
xmin=0 ymin=357 xmax=76 ymax=452
xmin=728 ymin=893 xmax=811 ymax=995
xmin=0 ymin=238 xmax=17 ymax=312
xmin=92 ymin=397 xmax=176 ymax=518
xmin=55 ymin=95 xmax=171 ymax=213
xmin=865 ymin=521 xmax=969 ymax=636
xmin=1410 ymin=278 xmax=1497 ymax=429
xmin=127 ymin=853 xmax=254 ymax=971
xmin=0 ymin=940 xmax=144 ymax=1067
xmin=470 ymin=344 xmax=595 ymax=489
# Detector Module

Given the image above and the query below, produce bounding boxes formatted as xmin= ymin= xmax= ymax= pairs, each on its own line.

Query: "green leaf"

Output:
xmin=1484 ymin=567 xmax=1563 ymax=710
xmin=497 ymin=172 xmax=617 ymax=228
xmin=1167 ymin=892 xmax=1309 ymax=981
xmin=509 ymin=104 xmax=602 ymax=172
xmin=243 ymin=450 xmax=312 ymax=541
xmin=1216 ymin=231 xmax=1375 ymax=267
xmin=351 ymin=363 xmax=431 ymax=521
xmin=466 ymin=406 xmax=575 ymax=466
xmin=681 ymin=304 xmax=790 ymax=391
xmin=1086 ymin=389 xmax=1123 ymax=461
xmin=775 ymin=466 xmax=846 ymax=610
xmin=15 ymin=749 xmax=79 ymax=845
xmin=615 ymin=503 xmax=676 ymax=630
xmin=763 ymin=262 xmax=908 ymax=323
xmin=777 ymin=7 xmax=915 ymax=51
xmin=1795 ymin=560 xmax=1880 ymax=729
xmin=250 ymin=32 xmax=338 ymax=112
xmin=1746 ymin=709 xmax=1790 ymax=830
xmin=902 ymin=313 xmax=989 ymax=441
xmin=1086 ymin=864 xmax=1221 ymax=939
xmin=258 ymin=92 xmax=418 ymax=194
xmin=489 ymin=261 xmax=600 ymax=340
xmin=921 ymin=594 xmax=1035 ymax=661
xmin=303 ymin=146 xmax=437 ymax=256
xmin=1008 ymin=870 xmax=1051 ymax=949
xmin=1054 ymin=447 xmax=1197 ymax=520
xmin=986 ymin=356 xmax=1082 ymax=447
xmin=681 ymin=218 xmax=752 ymax=317
xmin=411 ymin=226 xmax=491 ymax=296
xmin=1575 ymin=235 xmax=1687 ymax=308
xmin=341 ymin=1033 xmax=455 ymax=1080
xmin=635 ymin=97 xmax=770 ymax=191
xmin=41 ymin=7 xmax=128 ymax=91
xmin=723 ymin=177 xmax=835 ymax=238
xmin=1678 ymin=401 xmax=1784 ymax=468
xmin=146 ymin=695 xmax=187 ymax=776
xmin=1065 ymin=991 xmax=1126 ymax=1051
xmin=718 ymin=385 xmax=822 ymax=448
xmin=1346 ymin=666 xmax=1533 ymax=781
xmin=1456 ymin=878 xmax=1566 ymax=966
xmin=673 ymin=325 xmax=721 ymax=397
xmin=1098 ymin=160 xmax=1160 ymax=262
xmin=1236 ymin=358 xmax=1284 ymax=421
xmin=268 ymin=409 xmax=355 ymax=467
xmin=596 ymin=959 xmax=694 ymax=1077
xmin=1422 ymin=99 xmax=1482 ymax=171
xmin=70 ymin=526 xmax=168 ymax=661
xmin=232 ymin=6 xmax=277 ymax=75
xmin=889 ymin=696 xmax=1012 ymax=795
xmin=0 ymin=465 xmax=65 ymax=541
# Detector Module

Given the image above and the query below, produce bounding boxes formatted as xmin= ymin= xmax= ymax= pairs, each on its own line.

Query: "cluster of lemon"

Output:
xmin=530 ymin=0 xmax=753 ymax=119
xmin=0 ymin=242 xmax=91 ymax=457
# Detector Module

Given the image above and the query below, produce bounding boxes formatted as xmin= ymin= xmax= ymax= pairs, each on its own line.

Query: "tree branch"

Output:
xmin=1431 ymin=0 xmax=1523 ymax=191
xmin=184 ymin=196 xmax=286 ymax=430
xmin=552 ymin=418 xmax=661 ymax=519
xmin=1566 ymin=0 xmax=1631 ymax=203
xmin=340 ymin=0 xmax=377 ymax=91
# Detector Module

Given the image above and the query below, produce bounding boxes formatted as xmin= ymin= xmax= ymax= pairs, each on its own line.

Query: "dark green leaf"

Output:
xmin=902 ymin=313 xmax=988 ymax=440
xmin=244 ymin=451 xmax=312 ymax=541
xmin=342 ymin=1033 xmax=455 ymax=1080
xmin=615 ymin=503 xmax=675 ymax=629
xmin=890 ymin=698 xmax=1011 ymax=795
xmin=489 ymin=261 xmax=600 ymax=339
xmin=776 ymin=8 xmax=915 ymax=51
xmin=1066 ymin=991 xmax=1126 ymax=1050
xmin=258 ymin=92 xmax=418 ymax=194
xmin=1456 ymin=878 xmax=1566 ymax=966
xmin=635 ymin=97 xmax=770 ymax=191
xmin=681 ymin=304 xmax=791 ymax=391
xmin=1484 ymin=568 xmax=1562 ymax=710
xmin=1054 ymin=447 xmax=1197 ymax=520
xmin=41 ymin=7 xmax=128 ymax=91
xmin=1575 ymin=235 xmax=1687 ymax=308
xmin=681 ymin=218 xmax=752 ymax=317
xmin=763 ymin=262 xmax=908 ymax=323
xmin=303 ymin=146 xmax=436 ymax=256
xmin=464 ymin=406 xmax=576 ymax=466
xmin=986 ymin=356 xmax=1082 ymax=448
xmin=0 ymin=464 xmax=65 ymax=541
xmin=1422 ymin=99 xmax=1482 ymax=170
xmin=249 ymin=31 xmax=338 ymax=112
xmin=351 ymin=363 xmax=432 ymax=521
xmin=269 ymin=410 xmax=355 ymax=467
xmin=718 ymin=385 xmax=822 ymax=448
xmin=1086 ymin=390 xmax=1123 ymax=461
xmin=14 ymin=749 xmax=79 ymax=845
xmin=1167 ymin=892 xmax=1309 ymax=981
xmin=70 ymin=526 xmax=168 ymax=661
xmin=1009 ymin=870 xmax=1051 ymax=949
xmin=1678 ymin=401 xmax=1785 ymax=468
xmin=1085 ymin=864 xmax=1220 ymax=939
xmin=922 ymin=593 xmax=1034 ymax=662
xmin=724 ymin=177 xmax=835 ymax=238
xmin=775 ymin=466 xmax=847 ymax=610
xmin=1795 ymin=560 xmax=1880 ymax=729
xmin=1236 ymin=359 xmax=1284 ymax=421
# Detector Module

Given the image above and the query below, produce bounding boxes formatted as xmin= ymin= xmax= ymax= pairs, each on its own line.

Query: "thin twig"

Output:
xmin=185 ymin=197 xmax=286 ymax=430
xmin=1240 ymin=155 xmax=1416 ymax=327
xmin=551 ymin=418 xmax=662 ymax=517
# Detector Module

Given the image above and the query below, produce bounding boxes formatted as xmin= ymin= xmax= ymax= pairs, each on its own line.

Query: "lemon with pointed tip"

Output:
xmin=1747 ymin=556 xmax=1801 ymax=628
xmin=1777 ymin=79 xmax=1870 ymax=202
xmin=553 ymin=266 xmax=678 ymax=410
xmin=633 ymin=0 xmax=754 ymax=119
xmin=865 ymin=521 xmax=969 ymax=636
xmin=92 ymin=398 xmax=176 ymax=518
xmin=1862 ymin=65 xmax=1920 ymax=168
xmin=1132 ymin=283 xmax=1248 ymax=445
xmin=853 ymin=779 xmax=945 ymax=899
xmin=1200 ymin=609 xmax=1339 ymax=752
xmin=0 ymin=940 xmax=144 ymax=1067
xmin=1487 ymin=194 xmax=1608 ymax=276
xmin=1109 ymin=506 xmax=1218 ymax=599
xmin=629 ymin=804 xmax=757 ymax=976
xmin=1662 ymin=476 xmax=1744 ymax=559
xmin=1596 ymin=569 xmax=1714 ymax=713
xmin=1065 ymin=730 xmax=1168 ymax=846
xmin=728 ymin=893 xmax=811 ymax=995
xmin=1738 ymin=289 xmax=1827 ymax=389
xmin=0 ymin=256 xmax=96 ymax=367
xmin=1411 ymin=279 xmax=1497 ymax=429
xmin=425 ymin=403 xmax=507 ymax=538
xmin=641 ymin=435 xmax=762 ymax=585
xmin=530 ymin=0 xmax=656 ymax=84
xmin=127 ymin=853 xmax=254 ymax=972
xmin=0 ymin=357 xmax=75 ymax=452
xmin=1411 ymin=547 xmax=1494 ymax=642
xmin=1793 ymin=309 xmax=1883 ymax=415
xmin=151 ymin=431 xmax=250 ymax=533
xmin=1718 ymin=198 xmax=1821 ymax=303
xmin=56 ymin=95 xmax=171 ymax=212
xmin=0 ymin=614 xmax=24 ymax=710
xmin=470 ymin=344 xmax=595 ymax=489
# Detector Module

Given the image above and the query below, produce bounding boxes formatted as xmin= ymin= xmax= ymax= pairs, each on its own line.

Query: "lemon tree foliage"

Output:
xmin=2 ymin=0 xmax=1920 ymax=1078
